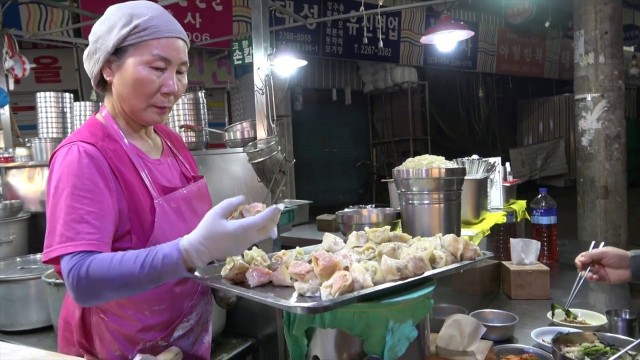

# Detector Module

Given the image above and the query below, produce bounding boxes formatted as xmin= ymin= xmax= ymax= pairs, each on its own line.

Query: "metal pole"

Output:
xmin=574 ymin=0 xmax=628 ymax=249
xmin=10 ymin=29 xmax=89 ymax=45
xmin=251 ymin=0 xmax=270 ymax=140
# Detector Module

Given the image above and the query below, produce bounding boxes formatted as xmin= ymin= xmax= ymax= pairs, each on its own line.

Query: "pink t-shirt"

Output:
xmin=43 ymin=140 xmax=188 ymax=264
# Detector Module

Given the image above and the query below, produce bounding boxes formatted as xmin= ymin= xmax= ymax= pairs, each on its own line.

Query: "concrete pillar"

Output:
xmin=574 ymin=0 xmax=628 ymax=248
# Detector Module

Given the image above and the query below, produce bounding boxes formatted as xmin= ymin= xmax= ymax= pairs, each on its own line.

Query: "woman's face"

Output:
xmin=103 ymin=38 xmax=189 ymax=127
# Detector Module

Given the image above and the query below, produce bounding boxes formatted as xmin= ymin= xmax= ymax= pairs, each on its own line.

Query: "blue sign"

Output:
xmin=322 ymin=1 xmax=401 ymax=63
xmin=271 ymin=0 xmax=323 ymax=57
xmin=423 ymin=14 xmax=479 ymax=70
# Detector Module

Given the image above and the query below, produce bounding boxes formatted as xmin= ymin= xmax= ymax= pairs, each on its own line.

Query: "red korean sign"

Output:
xmin=79 ymin=0 xmax=232 ymax=48
xmin=495 ymin=27 xmax=546 ymax=77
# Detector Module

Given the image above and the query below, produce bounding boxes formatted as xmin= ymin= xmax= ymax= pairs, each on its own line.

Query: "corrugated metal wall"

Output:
xmin=516 ymin=94 xmax=576 ymax=179
xmin=289 ymin=57 xmax=363 ymax=90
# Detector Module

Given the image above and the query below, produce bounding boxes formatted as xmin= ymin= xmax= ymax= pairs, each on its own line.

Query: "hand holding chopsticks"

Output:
xmin=574 ymin=244 xmax=634 ymax=285
xmin=565 ymin=241 xmax=605 ymax=310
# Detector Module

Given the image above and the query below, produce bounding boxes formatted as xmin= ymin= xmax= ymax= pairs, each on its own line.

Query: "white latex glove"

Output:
xmin=179 ymin=196 xmax=284 ymax=269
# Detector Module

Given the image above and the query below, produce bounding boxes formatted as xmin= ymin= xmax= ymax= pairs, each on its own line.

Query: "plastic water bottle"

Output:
xmin=529 ymin=187 xmax=558 ymax=264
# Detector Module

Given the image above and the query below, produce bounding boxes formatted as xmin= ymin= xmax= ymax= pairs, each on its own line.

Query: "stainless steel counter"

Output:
xmin=2 ymin=226 xmax=637 ymax=358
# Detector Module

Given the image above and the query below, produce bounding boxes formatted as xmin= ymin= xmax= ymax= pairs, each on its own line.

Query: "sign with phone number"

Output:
xmin=78 ymin=0 xmax=232 ymax=48
xmin=270 ymin=0 xmax=401 ymax=64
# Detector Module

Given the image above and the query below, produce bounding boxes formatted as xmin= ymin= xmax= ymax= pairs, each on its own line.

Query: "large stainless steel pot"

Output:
xmin=31 ymin=137 xmax=62 ymax=162
xmin=0 ymin=253 xmax=53 ymax=331
xmin=41 ymin=269 xmax=66 ymax=333
xmin=0 ymin=212 xmax=31 ymax=261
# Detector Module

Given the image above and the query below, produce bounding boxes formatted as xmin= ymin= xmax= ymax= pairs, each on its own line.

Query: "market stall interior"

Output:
xmin=2 ymin=0 xmax=640 ymax=359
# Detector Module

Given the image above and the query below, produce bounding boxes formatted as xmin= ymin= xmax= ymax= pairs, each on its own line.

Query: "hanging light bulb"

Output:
xmin=420 ymin=11 xmax=475 ymax=53
xmin=270 ymin=47 xmax=308 ymax=77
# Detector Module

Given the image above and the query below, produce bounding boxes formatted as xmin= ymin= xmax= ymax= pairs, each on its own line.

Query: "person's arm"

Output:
xmin=61 ymin=241 xmax=190 ymax=307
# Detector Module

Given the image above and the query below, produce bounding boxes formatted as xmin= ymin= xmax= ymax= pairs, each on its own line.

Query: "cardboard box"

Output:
xmin=316 ymin=214 xmax=340 ymax=232
xmin=452 ymin=259 xmax=501 ymax=296
xmin=501 ymin=261 xmax=550 ymax=299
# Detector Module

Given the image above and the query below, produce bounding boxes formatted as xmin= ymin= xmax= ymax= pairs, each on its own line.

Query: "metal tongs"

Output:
xmin=565 ymin=241 xmax=605 ymax=310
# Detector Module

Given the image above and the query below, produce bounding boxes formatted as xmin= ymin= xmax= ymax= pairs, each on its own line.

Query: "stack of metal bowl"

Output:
xmin=243 ymin=136 xmax=289 ymax=202
xmin=35 ymin=91 xmax=73 ymax=138
xmin=166 ymin=91 xmax=209 ymax=150
xmin=70 ymin=101 xmax=101 ymax=134
xmin=392 ymin=166 xmax=466 ymax=237
xmin=334 ymin=207 xmax=400 ymax=236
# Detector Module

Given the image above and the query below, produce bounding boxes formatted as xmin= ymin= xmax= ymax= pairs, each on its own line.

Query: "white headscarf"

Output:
xmin=83 ymin=0 xmax=190 ymax=92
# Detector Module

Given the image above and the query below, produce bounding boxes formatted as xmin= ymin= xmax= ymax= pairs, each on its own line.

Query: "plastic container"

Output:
xmin=529 ymin=187 xmax=558 ymax=265
xmin=489 ymin=208 xmax=516 ymax=261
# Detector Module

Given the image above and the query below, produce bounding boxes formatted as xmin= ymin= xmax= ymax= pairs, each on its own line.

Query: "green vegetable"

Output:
xmin=551 ymin=303 xmax=579 ymax=320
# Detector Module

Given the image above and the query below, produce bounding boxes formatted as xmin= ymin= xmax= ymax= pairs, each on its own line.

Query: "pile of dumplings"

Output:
xmin=221 ymin=226 xmax=483 ymax=300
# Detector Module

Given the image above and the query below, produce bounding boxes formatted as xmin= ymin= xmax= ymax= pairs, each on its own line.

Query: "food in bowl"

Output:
xmin=492 ymin=344 xmax=553 ymax=360
xmin=558 ymin=338 xmax=634 ymax=359
xmin=546 ymin=308 xmax=607 ymax=331
xmin=396 ymin=154 xmax=457 ymax=169
xmin=530 ymin=326 xmax=582 ymax=353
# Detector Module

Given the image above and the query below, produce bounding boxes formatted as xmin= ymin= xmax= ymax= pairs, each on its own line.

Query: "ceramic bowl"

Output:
xmin=530 ymin=326 xmax=582 ymax=353
xmin=546 ymin=308 xmax=608 ymax=331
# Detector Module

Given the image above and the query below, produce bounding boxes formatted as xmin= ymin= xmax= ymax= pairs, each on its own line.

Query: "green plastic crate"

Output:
xmin=278 ymin=207 xmax=296 ymax=226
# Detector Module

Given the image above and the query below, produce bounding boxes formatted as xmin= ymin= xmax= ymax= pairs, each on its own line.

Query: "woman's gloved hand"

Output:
xmin=179 ymin=196 xmax=284 ymax=269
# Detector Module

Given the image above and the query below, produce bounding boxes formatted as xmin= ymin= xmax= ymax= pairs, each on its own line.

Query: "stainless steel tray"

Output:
xmin=195 ymin=246 xmax=493 ymax=314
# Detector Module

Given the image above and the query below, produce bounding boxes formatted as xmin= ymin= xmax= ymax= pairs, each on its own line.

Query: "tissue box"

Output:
xmin=501 ymin=261 xmax=550 ymax=299
xmin=453 ymin=260 xmax=501 ymax=296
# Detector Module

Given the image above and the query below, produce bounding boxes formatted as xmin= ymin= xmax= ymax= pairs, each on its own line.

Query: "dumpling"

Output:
xmin=320 ymin=270 xmax=354 ymax=300
xmin=349 ymin=262 xmax=374 ymax=291
xmin=271 ymin=247 xmax=306 ymax=268
xmin=288 ymin=260 xmax=315 ymax=282
xmin=431 ymin=249 xmax=457 ymax=269
xmin=294 ymin=280 xmax=321 ymax=297
xmin=376 ymin=242 xmax=408 ymax=261
xmin=221 ymin=256 xmax=250 ymax=283
xmin=353 ymin=242 xmax=378 ymax=261
xmin=229 ymin=202 xmax=266 ymax=219
xmin=311 ymin=250 xmax=341 ymax=282
xmin=246 ymin=266 xmax=272 ymax=288
xmin=270 ymin=264 xmax=293 ymax=287
xmin=243 ymin=246 xmax=270 ymax=268
xmin=361 ymin=260 xmax=385 ymax=285
xmin=441 ymin=234 xmax=465 ymax=261
xmin=400 ymin=252 xmax=432 ymax=277
xmin=389 ymin=231 xmax=412 ymax=243
xmin=365 ymin=226 xmax=392 ymax=244
xmin=346 ymin=231 xmax=369 ymax=248
xmin=380 ymin=255 xmax=412 ymax=282
xmin=461 ymin=239 xmax=483 ymax=261
xmin=321 ymin=233 xmax=346 ymax=253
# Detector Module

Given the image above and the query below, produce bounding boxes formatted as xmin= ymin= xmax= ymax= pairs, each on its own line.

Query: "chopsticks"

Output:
xmin=564 ymin=241 xmax=605 ymax=310
xmin=608 ymin=337 xmax=640 ymax=360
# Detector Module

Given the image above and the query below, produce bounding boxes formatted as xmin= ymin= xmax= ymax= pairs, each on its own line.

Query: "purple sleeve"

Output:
xmin=61 ymin=240 xmax=192 ymax=307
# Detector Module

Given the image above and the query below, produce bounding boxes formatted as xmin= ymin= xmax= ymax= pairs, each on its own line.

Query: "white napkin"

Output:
xmin=435 ymin=314 xmax=492 ymax=360
xmin=510 ymin=238 xmax=541 ymax=265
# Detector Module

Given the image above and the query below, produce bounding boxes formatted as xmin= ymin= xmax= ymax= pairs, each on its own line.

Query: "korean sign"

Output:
xmin=231 ymin=38 xmax=253 ymax=65
xmin=12 ymin=48 xmax=78 ymax=91
xmin=270 ymin=0 xmax=323 ymax=57
xmin=423 ymin=13 xmax=478 ymax=70
xmin=495 ymin=27 xmax=546 ymax=77
xmin=268 ymin=0 xmax=401 ymax=63
xmin=79 ymin=0 xmax=232 ymax=48
xmin=322 ymin=0 xmax=401 ymax=63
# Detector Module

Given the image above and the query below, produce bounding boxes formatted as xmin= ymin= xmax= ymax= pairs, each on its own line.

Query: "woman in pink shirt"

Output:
xmin=42 ymin=2 xmax=282 ymax=359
